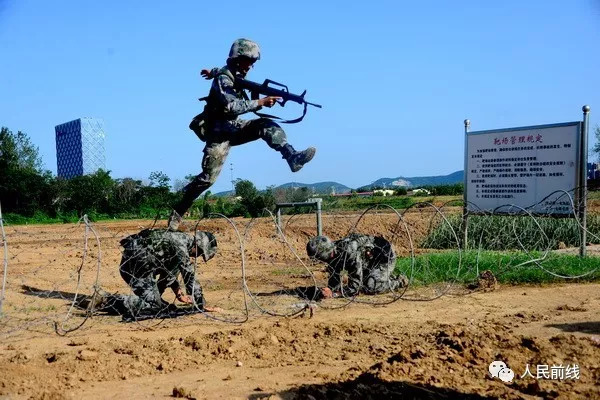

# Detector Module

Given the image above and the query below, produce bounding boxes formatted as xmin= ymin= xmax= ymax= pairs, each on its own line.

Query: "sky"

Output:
xmin=1 ymin=1 xmax=599 ymax=192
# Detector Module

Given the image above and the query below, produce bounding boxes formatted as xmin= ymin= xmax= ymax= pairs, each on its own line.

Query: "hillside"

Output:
xmin=276 ymin=181 xmax=352 ymax=194
xmin=214 ymin=172 xmax=464 ymax=196
xmin=361 ymin=170 xmax=463 ymax=189
xmin=214 ymin=181 xmax=352 ymax=197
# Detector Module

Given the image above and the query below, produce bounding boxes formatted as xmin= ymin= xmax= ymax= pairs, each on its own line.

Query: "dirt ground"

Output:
xmin=1 ymin=214 xmax=599 ymax=399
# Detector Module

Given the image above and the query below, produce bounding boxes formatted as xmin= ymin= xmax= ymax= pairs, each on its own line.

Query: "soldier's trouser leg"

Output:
xmin=364 ymin=266 xmax=394 ymax=294
xmin=170 ymin=118 xmax=311 ymax=227
xmin=364 ymin=267 xmax=409 ymax=294
xmin=124 ymin=275 xmax=166 ymax=317
xmin=189 ymin=280 xmax=205 ymax=309
xmin=233 ymin=118 xmax=315 ymax=173
xmin=172 ymin=119 xmax=285 ymax=219
xmin=99 ymin=278 xmax=165 ymax=317
xmin=173 ymin=141 xmax=231 ymax=217
xmin=230 ymin=118 xmax=288 ymax=149
xmin=114 ymin=256 xmax=166 ymax=317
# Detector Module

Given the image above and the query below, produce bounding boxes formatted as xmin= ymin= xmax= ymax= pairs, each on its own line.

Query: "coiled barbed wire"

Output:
xmin=0 ymin=188 xmax=599 ymax=338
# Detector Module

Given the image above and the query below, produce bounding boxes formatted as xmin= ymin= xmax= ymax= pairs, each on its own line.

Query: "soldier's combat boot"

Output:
xmin=167 ymin=210 xmax=182 ymax=231
xmin=281 ymin=144 xmax=316 ymax=173
xmin=86 ymin=287 xmax=110 ymax=312
xmin=397 ymin=274 xmax=409 ymax=288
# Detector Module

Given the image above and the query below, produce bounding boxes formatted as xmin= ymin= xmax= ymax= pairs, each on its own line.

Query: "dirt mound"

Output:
xmin=287 ymin=323 xmax=600 ymax=399
xmin=2 ymin=316 xmax=599 ymax=399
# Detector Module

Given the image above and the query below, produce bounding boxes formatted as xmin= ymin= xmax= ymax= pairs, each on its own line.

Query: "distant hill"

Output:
xmin=214 ymin=173 xmax=463 ymax=197
xmin=360 ymin=171 xmax=464 ymax=190
xmin=213 ymin=190 xmax=235 ymax=197
xmin=214 ymin=181 xmax=352 ymax=197
xmin=276 ymin=181 xmax=352 ymax=194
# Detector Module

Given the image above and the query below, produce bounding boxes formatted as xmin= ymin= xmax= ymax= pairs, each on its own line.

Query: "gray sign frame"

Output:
xmin=462 ymin=105 xmax=591 ymax=256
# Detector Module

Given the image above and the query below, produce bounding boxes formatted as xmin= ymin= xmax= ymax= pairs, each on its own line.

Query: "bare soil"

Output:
xmin=1 ymin=214 xmax=599 ymax=399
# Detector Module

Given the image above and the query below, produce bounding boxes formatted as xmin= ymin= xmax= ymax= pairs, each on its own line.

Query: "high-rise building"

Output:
xmin=55 ymin=117 xmax=106 ymax=178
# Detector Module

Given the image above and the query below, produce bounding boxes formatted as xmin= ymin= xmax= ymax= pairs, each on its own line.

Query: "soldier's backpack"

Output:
xmin=189 ymin=67 xmax=244 ymax=142
xmin=119 ymin=228 xmax=154 ymax=250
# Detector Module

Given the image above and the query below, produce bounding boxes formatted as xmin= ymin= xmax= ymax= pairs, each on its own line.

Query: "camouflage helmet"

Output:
xmin=192 ymin=231 xmax=218 ymax=262
xmin=228 ymin=38 xmax=261 ymax=61
xmin=306 ymin=235 xmax=336 ymax=262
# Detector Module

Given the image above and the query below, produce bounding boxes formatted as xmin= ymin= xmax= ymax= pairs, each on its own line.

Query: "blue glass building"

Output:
xmin=55 ymin=117 xmax=106 ymax=178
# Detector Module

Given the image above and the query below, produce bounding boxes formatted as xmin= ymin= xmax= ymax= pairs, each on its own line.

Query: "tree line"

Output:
xmin=12 ymin=123 xmax=592 ymax=224
xmin=0 ymin=127 xmax=312 ymax=223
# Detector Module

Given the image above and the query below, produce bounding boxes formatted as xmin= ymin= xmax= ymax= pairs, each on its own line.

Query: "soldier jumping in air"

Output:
xmin=307 ymin=234 xmax=409 ymax=299
xmin=168 ymin=38 xmax=316 ymax=230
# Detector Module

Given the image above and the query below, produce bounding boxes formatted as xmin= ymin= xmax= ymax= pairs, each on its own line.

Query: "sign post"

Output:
xmin=462 ymin=119 xmax=470 ymax=250
xmin=580 ymin=105 xmax=591 ymax=256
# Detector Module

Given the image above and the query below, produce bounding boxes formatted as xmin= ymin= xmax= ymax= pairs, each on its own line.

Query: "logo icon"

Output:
xmin=489 ymin=360 xmax=514 ymax=383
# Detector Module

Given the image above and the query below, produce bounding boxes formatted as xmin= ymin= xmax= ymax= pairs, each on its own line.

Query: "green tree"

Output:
xmin=148 ymin=171 xmax=171 ymax=188
xmin=202 ymin=191 xmax=212 ymax=216
xmin=110 ymin=178 xmax=143 ymax=214
xmin=64 ymin=169 xmax=115 ymax=215
xmin=234 ymin=179 xmax=258 ymax=200
xmin=233 ymin=179 xmax=276 ymax=217
xmin=394 ymin=187 xmax=408 ymax=196
xmin=0 ymin=127 xmax=51 ymax=215
xmin=234 ymin=179 xmax=256 ymax=217
xmin=592 ymin=125 xmax=600 ymax=162
xmin=290 ymin=187 xmax=310 ymax=203
xmin=263 ymin=186 xmax=276 ymax=210
xmin=0 ymin=127 xmax=43 ymax=172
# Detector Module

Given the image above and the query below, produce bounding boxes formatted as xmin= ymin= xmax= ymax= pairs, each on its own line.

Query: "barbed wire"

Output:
xmin=0 ymin=189 xmax=599 ymax=339
xmin=0 ymin=203 xmax=8 ymax=316
xmin=54 ymin=215 xmax=102 ymax=335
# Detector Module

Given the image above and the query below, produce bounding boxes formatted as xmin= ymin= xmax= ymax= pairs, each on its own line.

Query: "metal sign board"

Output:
xmin=465 ymin=122 xmax=581 ymax=215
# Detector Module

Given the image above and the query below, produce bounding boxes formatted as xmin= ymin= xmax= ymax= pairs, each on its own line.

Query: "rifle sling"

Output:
xmin=253 ymin=101 xmax=308 ymax=124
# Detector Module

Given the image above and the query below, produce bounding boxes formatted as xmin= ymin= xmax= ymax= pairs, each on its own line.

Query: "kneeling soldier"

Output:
xmin=306 ymin=233 xmax=408 ymax=299
xmin=97 ymin=229 xmax=217 ymax=319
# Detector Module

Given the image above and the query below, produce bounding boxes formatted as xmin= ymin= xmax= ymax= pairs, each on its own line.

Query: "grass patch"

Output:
xmin=1 ymin=211 xmax=167 ymax=225
xmin=321 ymin=196 xmax=415 ymax=212
xmin=422 ymin=214 xmax=600 ymax=251
xmin=395 ymin=250 xmax=600 ymax=285
xmin=2 ymin=211 xmax=81 ymax=225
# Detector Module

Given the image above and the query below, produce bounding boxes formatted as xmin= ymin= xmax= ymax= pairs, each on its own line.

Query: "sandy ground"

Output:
xmin=1 ymin=214 xmax=599 ymax=399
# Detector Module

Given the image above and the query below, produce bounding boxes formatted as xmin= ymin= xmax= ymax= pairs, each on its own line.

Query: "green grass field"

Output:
xmin=422 ymin=213 xmax=600 ymax=250
xmin=395 ymin=250 xmax=600 ymax=285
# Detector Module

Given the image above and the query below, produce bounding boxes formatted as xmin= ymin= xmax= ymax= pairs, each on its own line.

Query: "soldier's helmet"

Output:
xmin=228 ymin=38 xmax=261 ymax=61
xmin=306 ymin=235 xmax=335 ymax=262
xmin=192 ymin=231 xmax=218 ymax=262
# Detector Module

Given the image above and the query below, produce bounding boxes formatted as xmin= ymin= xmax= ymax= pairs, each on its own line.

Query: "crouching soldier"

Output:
xmin=96 ymin=229 xmax=218 ymax=320
xmin=306 ymin=233 xmax=408 ymax=299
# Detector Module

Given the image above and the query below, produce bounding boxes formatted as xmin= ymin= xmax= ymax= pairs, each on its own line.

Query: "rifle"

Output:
xmin=235 ymin=77 xmax=322 ymax=123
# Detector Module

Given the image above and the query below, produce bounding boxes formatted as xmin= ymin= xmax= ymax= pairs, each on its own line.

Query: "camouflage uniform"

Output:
xmin=102 ymin=229 xmax=215 ymax=318
xmin=307 ymin=234 xmax=408 ymax=297
xmin=171 ymin=39 xmax=315 ymax=223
